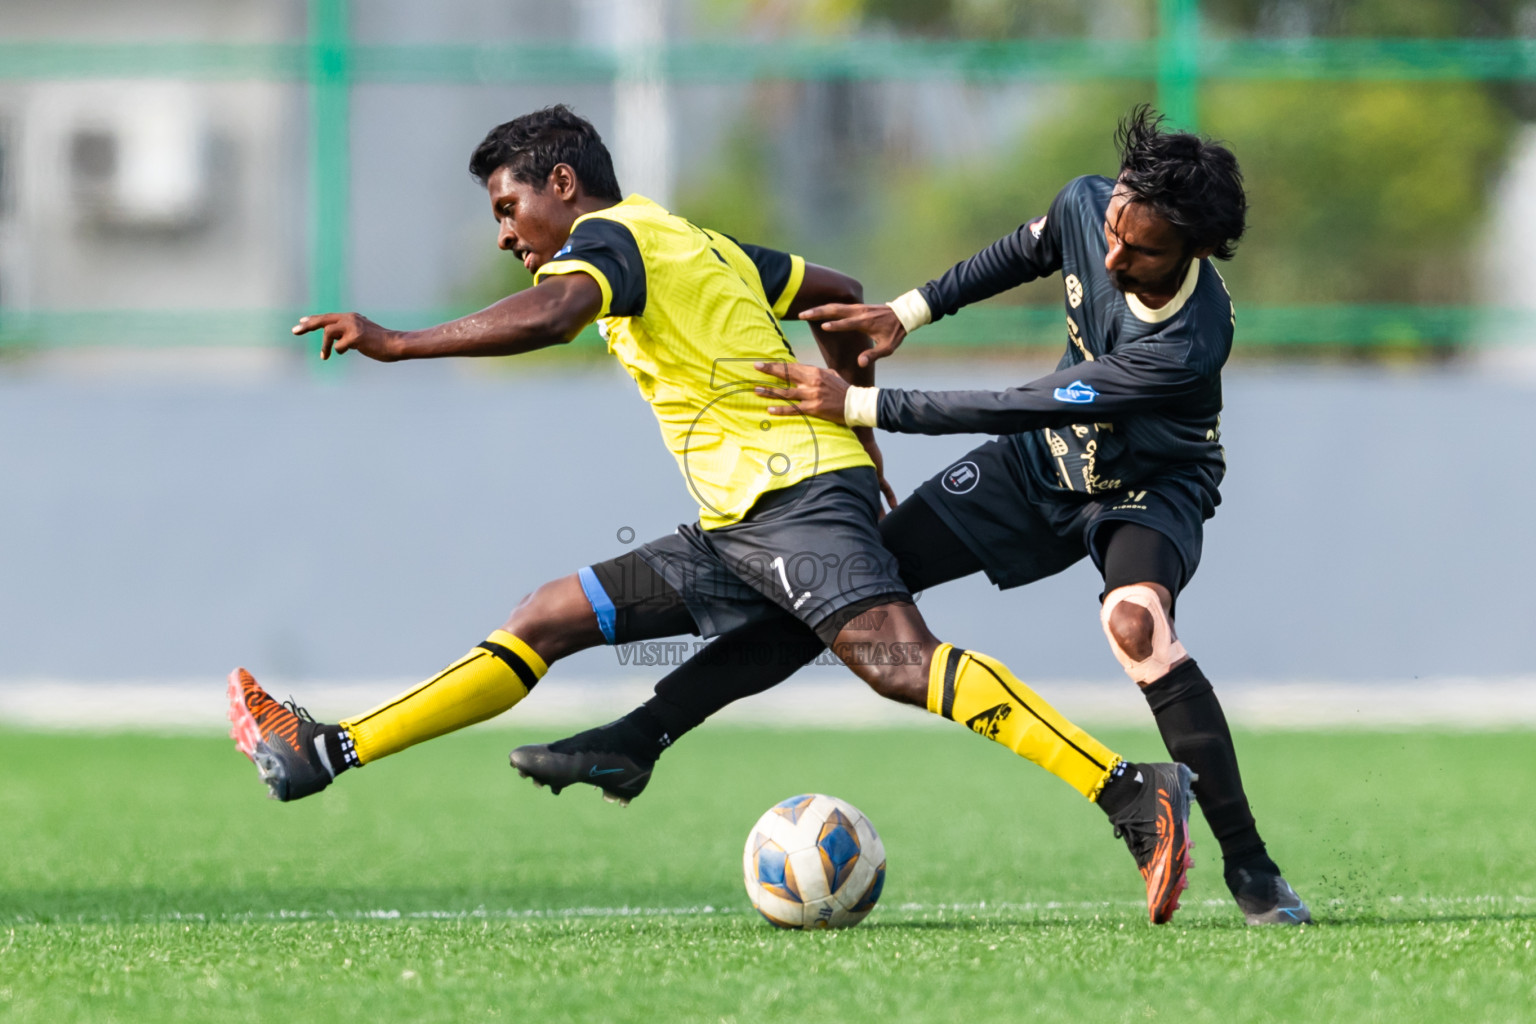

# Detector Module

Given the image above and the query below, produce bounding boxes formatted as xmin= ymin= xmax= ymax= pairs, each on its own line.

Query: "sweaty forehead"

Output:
xmin=1107 ymin=187 xmax=1181 ymax=250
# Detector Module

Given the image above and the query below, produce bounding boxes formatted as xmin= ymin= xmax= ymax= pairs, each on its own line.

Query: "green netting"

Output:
xmin=3 ymin=306 xmax=1526 ymax=351
xmin=2 ymin=0 xmax=1531 ymax=351
xmin=8 ymin=38 xmax=1536 ymax=85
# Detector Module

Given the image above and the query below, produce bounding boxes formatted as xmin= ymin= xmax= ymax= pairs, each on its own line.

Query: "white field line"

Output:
xmin=2 ymin=675 xmax=1535 ymax=733
xmin=9 ymin=895 xmax=1534 ymax=927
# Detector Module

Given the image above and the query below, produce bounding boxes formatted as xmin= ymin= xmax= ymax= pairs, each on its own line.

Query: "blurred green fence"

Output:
xmin=2 ymin=0 xmax=1533 ymax=352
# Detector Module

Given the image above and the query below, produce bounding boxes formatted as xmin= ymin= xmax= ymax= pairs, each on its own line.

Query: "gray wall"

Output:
xmin=1 ymin=357 xmax=1530 ymax=685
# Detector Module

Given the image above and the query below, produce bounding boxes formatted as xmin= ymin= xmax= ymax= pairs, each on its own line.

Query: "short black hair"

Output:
xmin=1115 ymin=104 xmax=1246 ymax=261
xmin=469 ymin=104 xmax=623 ymax=201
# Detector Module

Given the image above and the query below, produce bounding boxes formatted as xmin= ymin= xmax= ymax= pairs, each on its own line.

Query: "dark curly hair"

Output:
xmin=1115 ymin=104 xmax=1246 ymax=261
xmin=469 ymin=104 xmax=623 ymax=201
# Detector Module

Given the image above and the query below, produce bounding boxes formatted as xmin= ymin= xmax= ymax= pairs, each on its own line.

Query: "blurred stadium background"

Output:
xmin=1 ymin=0 xmax=1533 ymax=726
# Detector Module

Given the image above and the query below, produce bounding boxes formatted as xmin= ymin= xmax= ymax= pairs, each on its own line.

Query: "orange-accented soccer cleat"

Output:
xmin=226 ymin=668 xmax=340 ymax=802
xmin=1107 ymin=762 xmax=1195 ymax=924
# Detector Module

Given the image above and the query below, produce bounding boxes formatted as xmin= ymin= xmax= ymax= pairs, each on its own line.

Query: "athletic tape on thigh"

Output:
xmin=1099 ymin=584 xmax=1186 ymax=683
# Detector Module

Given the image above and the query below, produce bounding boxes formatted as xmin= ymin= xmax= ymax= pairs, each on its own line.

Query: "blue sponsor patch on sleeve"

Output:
xmin=552 ymin=243 xmax=573 ymax=260
xmin=1052 ymin=379 xmax=1098 ymax=404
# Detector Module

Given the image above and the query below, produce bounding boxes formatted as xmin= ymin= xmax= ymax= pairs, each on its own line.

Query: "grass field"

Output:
xmin=2 ymin=724 xmax=1534 ymax=1023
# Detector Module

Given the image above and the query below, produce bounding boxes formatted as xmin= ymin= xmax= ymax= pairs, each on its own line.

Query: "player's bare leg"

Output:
xmin=229 ymin=574 xmax=608 ymax=802
xmin=828 ymin=600 xmax=1194 ymax=925
xmin=1102 ymin=579 xmax=1310 ymax=925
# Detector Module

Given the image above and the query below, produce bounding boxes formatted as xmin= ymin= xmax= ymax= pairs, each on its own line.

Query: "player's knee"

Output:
xmin=501 ymin=576 xmax=596 ymax=660
xmin=1106 ymin=600 xmax=1154 ymax=662
xmin=1100 ymin=584 xmax=1186 ymax=686
xmin=502 ymin=585 xmax=550 ymax=633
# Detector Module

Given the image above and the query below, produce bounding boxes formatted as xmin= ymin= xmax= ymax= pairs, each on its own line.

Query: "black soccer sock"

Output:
xmin=320 ymin=724 xmax=361 ymax=776
xmin=548 ymin=709 xmax=671 ymax=763
xmin=636 ymin=615 xmax=827 ymax=752
xmin=1141 ymin=660 xmax=1279 ymax=884
xmin=1096 ymin=759 xmax=1145 ymax=816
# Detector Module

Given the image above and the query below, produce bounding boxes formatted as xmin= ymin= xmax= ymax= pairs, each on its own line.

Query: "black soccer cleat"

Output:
xmin=227 ymin=668 xmax=338 ymax=802
xmin=1106 ymin=762 xmax=1196 ymax=924
xmin=509 ymin=726 xmax=655 ymax=807
xmin=1230 ymin=868 xmax=1312 ymax=925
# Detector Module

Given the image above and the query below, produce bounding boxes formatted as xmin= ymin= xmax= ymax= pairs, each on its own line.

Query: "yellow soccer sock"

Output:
xmin=340 ymin=630 xmax=547 ymax=765
xmin=927 ymin=643 xmax=1122 ymax=800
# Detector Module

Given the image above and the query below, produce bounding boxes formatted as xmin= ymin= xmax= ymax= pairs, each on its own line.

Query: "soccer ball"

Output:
xmin=742 ymin=793 xmax=886 ymax=930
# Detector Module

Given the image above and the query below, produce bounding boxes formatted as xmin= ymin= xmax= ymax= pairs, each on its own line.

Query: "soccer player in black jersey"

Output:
xmin=515 ymin=106 xmax=1311 ymax=926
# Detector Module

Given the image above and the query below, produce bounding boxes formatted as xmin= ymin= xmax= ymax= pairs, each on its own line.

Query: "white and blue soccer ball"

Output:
xmin=742 ymin=793 xmax=886 ymax=930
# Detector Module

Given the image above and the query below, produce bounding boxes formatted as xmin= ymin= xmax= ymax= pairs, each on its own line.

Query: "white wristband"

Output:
xmin=886 ymin=290 xmax=932 ymax=334
xmin=844 ymin=386 xmax=881 ymax=428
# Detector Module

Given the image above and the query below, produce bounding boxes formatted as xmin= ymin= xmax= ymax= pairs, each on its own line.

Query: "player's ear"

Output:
xmin=549 ymin=163 xmax=579 ymax=201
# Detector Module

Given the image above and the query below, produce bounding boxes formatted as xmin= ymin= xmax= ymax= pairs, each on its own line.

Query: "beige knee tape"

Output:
xmin=1100 ymin=584 xmax=1186 ymax=683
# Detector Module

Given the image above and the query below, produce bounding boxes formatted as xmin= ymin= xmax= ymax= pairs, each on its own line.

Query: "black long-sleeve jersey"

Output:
xmin=875 ymin=175 xmax=1233 ymax=505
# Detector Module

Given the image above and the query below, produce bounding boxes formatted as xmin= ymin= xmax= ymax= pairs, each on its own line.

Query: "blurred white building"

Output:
xmin=0 ymin=0 xmax=1052 ymax=330
xmin=0 ymin=0 xmax=306 ymax=319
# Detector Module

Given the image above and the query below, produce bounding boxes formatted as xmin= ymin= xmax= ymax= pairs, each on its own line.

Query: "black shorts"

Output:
xmin=913 ymin=437 xmax=1210 ymax=599
xmin=579 ymin=466 xmax=910 ymax=647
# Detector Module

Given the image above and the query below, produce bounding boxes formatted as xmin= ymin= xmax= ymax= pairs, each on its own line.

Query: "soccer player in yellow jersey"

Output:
xmin=228 ymin=105 xmax=1196 ymax=923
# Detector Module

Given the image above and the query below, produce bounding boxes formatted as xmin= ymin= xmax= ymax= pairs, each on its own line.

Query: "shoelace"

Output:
xmin=281 ymin=696 xmax=316 ymax=723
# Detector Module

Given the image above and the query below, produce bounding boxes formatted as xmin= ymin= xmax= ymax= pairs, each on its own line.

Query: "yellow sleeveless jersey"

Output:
xmin=534 ymin=195 xmax=873 ymax=530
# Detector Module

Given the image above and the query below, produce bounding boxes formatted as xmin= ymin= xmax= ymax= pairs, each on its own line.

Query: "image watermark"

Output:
xmin=612 ymin=639 xmax=923 ymax=668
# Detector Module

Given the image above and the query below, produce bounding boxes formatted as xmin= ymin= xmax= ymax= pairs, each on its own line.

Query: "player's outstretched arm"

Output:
xmin=794 ymin=219 xmax=1054 ymax=370
xmin=797 ymin=192 xmax=1068 ymax=369
xmin=292 ymin=273 xmax=604 ymax=362
xmin=758 ymin=344 xmax=1207 ymax=436
xmin=874 ymin=349 xmax=1208 ymax=435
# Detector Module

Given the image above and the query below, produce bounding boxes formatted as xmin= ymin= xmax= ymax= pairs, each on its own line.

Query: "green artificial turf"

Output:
xmin=1 ymin=725 xmax=1533 ymax=1023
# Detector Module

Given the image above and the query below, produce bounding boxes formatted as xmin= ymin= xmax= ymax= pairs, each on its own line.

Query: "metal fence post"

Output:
xmin=1157 ymin=0 xmax=1200 ymax=130
xmin=308 ymin=0 xmax=350 ymax=316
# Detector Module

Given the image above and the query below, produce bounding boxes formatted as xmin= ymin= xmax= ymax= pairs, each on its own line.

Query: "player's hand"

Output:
xmin=798 ymin=303 xmax=906 ymax=367
xmin=754 ymin=362 xmax=850 ymax=425
xmin=856 ymin=430 xmax=899 ymax=516
xmin=292 ymin=312 xmax=405 ymax=362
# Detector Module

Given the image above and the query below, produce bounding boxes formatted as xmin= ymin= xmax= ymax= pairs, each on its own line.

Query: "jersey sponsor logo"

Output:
xmin=1029 ymin=216 xmax=1047 ymax=240
xmin=966 ymin=702 xmax=1012 ymax=740
xmin=1053 ymin=379 xmax=1098 ymax=404
xmin=941 ymin=460 xmax=981 ymax=494
xmin=552 ymin=243 xmax=572 ymax=260
xmin=1065 ymin=273 xmax=1084 ymax=309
